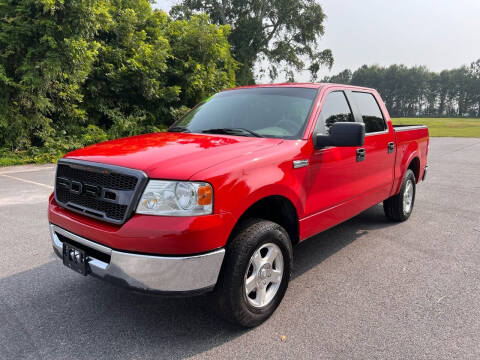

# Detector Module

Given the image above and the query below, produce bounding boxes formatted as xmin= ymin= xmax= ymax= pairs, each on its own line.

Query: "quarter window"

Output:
xmin=351 ymin=92 xmax=387 ymax=133
xmin=316 ymin=91 xmax=354 ymax=134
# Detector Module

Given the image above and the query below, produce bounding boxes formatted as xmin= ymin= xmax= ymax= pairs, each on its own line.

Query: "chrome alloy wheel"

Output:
xmin=403 ymin=179 xmax=414 ymax=214
xmin=244 ymin=243 xmax=284 ymax=308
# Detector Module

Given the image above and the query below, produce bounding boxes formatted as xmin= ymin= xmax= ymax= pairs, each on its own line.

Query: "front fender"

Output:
xmin=231 ymin=182 xmax=303 ymax=221
xmin=190 ymin=140 xmax=309 ymax=240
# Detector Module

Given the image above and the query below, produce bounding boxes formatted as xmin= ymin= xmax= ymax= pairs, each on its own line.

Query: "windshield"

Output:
xmin=170 ymin=87 xmax=318 ymax=139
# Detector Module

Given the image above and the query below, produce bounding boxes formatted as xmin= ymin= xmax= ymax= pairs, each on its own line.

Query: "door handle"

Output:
xmin=388 ymin=142 xmax=395 ymax=154
xmin=356 ymin=148 xmax=366 ymax=162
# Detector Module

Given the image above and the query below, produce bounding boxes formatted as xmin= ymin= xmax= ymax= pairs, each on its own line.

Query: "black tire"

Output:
xmin=383 ymin=169 xmax=416 ymax=222
xmin=212 ymin=218 xmax=293 ymax=327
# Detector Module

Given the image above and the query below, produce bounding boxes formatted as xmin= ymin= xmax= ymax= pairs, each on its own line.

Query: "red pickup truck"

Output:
xmin=48 ymin=83 xmax=428 ymax=327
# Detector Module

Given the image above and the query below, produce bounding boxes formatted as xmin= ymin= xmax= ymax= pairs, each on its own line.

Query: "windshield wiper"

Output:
xmin=201 ymin=128 xmax=263 ymax=138
xmin=168 ymin=126 xmax=191 ymax=133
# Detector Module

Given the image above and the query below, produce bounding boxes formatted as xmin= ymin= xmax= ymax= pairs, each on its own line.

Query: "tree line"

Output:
xmin=0 ymin=0 xmax=333 ymax=162
xmin=1 ymin=0 xmax=478 ymax=163
xmin=323 ymin=61 xmax=480 ymax=118
xmin=0 ymin=0 xmax=236 ymax=159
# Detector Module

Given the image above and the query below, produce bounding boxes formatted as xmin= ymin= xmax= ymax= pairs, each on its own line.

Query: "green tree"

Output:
xmin=322 ymin=69 xmax=352 ymax=85
xmin=468 ymin=59 xmax=480 ymax=117
xmin=0 ymin=0 xmax=236 ymax=154
xmin=82 ymin=2 xmax=176 ymax=138
xmin=166 ymin=14 xmax=237 ymax=107
xmin=83 ymin=2 xmax=236 ymax=138
xmin=171 ymin=0 xmax=333 ymax=84
xmin=0 ymin=0 xmax=108 ymax=149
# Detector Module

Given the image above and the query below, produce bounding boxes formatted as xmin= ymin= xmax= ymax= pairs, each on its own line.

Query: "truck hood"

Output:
xmin=65 ymin=132 xmax=282 ymax=179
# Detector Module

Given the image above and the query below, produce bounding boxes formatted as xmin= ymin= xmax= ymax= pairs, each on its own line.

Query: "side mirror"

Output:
xmin=314 ymin=122 xmax=365 ymax=149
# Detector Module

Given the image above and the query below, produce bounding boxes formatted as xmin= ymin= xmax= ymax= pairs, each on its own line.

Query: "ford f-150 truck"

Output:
xmin=48 ymin=83 xmax=429 ymax=327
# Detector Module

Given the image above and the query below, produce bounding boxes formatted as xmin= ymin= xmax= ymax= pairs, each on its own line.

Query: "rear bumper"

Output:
xmin=50 ymin=224 xmax=225 ymax=295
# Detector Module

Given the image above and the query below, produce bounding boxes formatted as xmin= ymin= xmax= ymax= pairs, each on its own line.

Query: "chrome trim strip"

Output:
xmin=293 ymin=159 xmax=309 ymax=168
xmin=393 ymin=125 xmax=428 ymax=132
xmin=364 ymin=129 xmax=389 ymax=136
xmin=50 ymin=224 xmax=225 ymax=293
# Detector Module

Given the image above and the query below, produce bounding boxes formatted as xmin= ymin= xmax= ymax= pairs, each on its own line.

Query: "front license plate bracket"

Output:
xmin=63 ymin=243 xmax=89 ymax=275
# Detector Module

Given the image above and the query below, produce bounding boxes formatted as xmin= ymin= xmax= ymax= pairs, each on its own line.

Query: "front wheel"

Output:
xmin=383 ymin=169 xmax=416 ymax=222
xmin=212 ymin=219 xmax=293 ymax=327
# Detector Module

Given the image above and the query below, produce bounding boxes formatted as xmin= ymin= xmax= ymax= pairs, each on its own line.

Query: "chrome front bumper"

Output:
xmin=50 ymin=224 xmax=225 ymax=295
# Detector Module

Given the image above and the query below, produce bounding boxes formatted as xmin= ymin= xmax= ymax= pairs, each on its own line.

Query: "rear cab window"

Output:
xmin=351 ymin=92 xmax=387 ymax=134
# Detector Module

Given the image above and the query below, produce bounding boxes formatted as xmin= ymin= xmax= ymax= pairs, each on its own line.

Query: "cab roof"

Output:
xmin=224 ymin=82 xmax=376 ymax=92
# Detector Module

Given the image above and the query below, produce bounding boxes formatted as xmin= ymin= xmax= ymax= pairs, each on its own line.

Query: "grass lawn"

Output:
xmin=392 ymin=118 xmax=480 ymax=138
xmin=0 ymin=157 xmax=31 ymax=167
xmin=0 ymin=149 xmax=57 ymax=167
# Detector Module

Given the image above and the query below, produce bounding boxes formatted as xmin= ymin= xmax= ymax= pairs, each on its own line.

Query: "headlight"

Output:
xmin=136 ymin=180 xmax=213 ymax=216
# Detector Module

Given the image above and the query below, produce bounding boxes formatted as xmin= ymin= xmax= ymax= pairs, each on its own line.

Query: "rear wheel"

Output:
xmin=383 ymin=169 xmax=416 ymax=222
xmin=212 ymin=219 xmax=293 ymax=327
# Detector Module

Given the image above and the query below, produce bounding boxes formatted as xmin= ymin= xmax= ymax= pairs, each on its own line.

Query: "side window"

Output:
xmin=351 ymin=92 xmax=387 ymax=133
xmin=316 ymin=91 xmax=354 ymax=134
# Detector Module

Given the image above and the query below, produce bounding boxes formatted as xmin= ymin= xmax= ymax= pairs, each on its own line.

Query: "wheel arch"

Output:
xmin=392 ymin=139 xmax=421 ymax=195
xmin=407 ymin=156 xmax=421 ymax=182
xmin=229 ymin=195 xmax=300 ymax=246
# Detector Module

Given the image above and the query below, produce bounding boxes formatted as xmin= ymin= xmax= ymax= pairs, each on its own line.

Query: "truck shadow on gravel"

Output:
xmin=0 ymin=205 xmax=394 ymax=360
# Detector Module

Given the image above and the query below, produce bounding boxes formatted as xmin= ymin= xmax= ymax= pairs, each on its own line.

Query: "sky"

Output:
xmin=154 ymin=0 xmax=480 ymax=81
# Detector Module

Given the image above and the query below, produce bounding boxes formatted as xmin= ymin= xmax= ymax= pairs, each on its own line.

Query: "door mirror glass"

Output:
xmin=314 ymin=122 xmax=365 ymax=149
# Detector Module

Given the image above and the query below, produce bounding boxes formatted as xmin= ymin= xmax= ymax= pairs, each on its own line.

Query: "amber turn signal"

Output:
xmin=197 ymin=185 xmax=213 ymax=205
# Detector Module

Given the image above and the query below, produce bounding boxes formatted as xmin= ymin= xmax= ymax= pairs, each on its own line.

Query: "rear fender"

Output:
xmin=392 ymin=141 xmax=419 ymax=195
